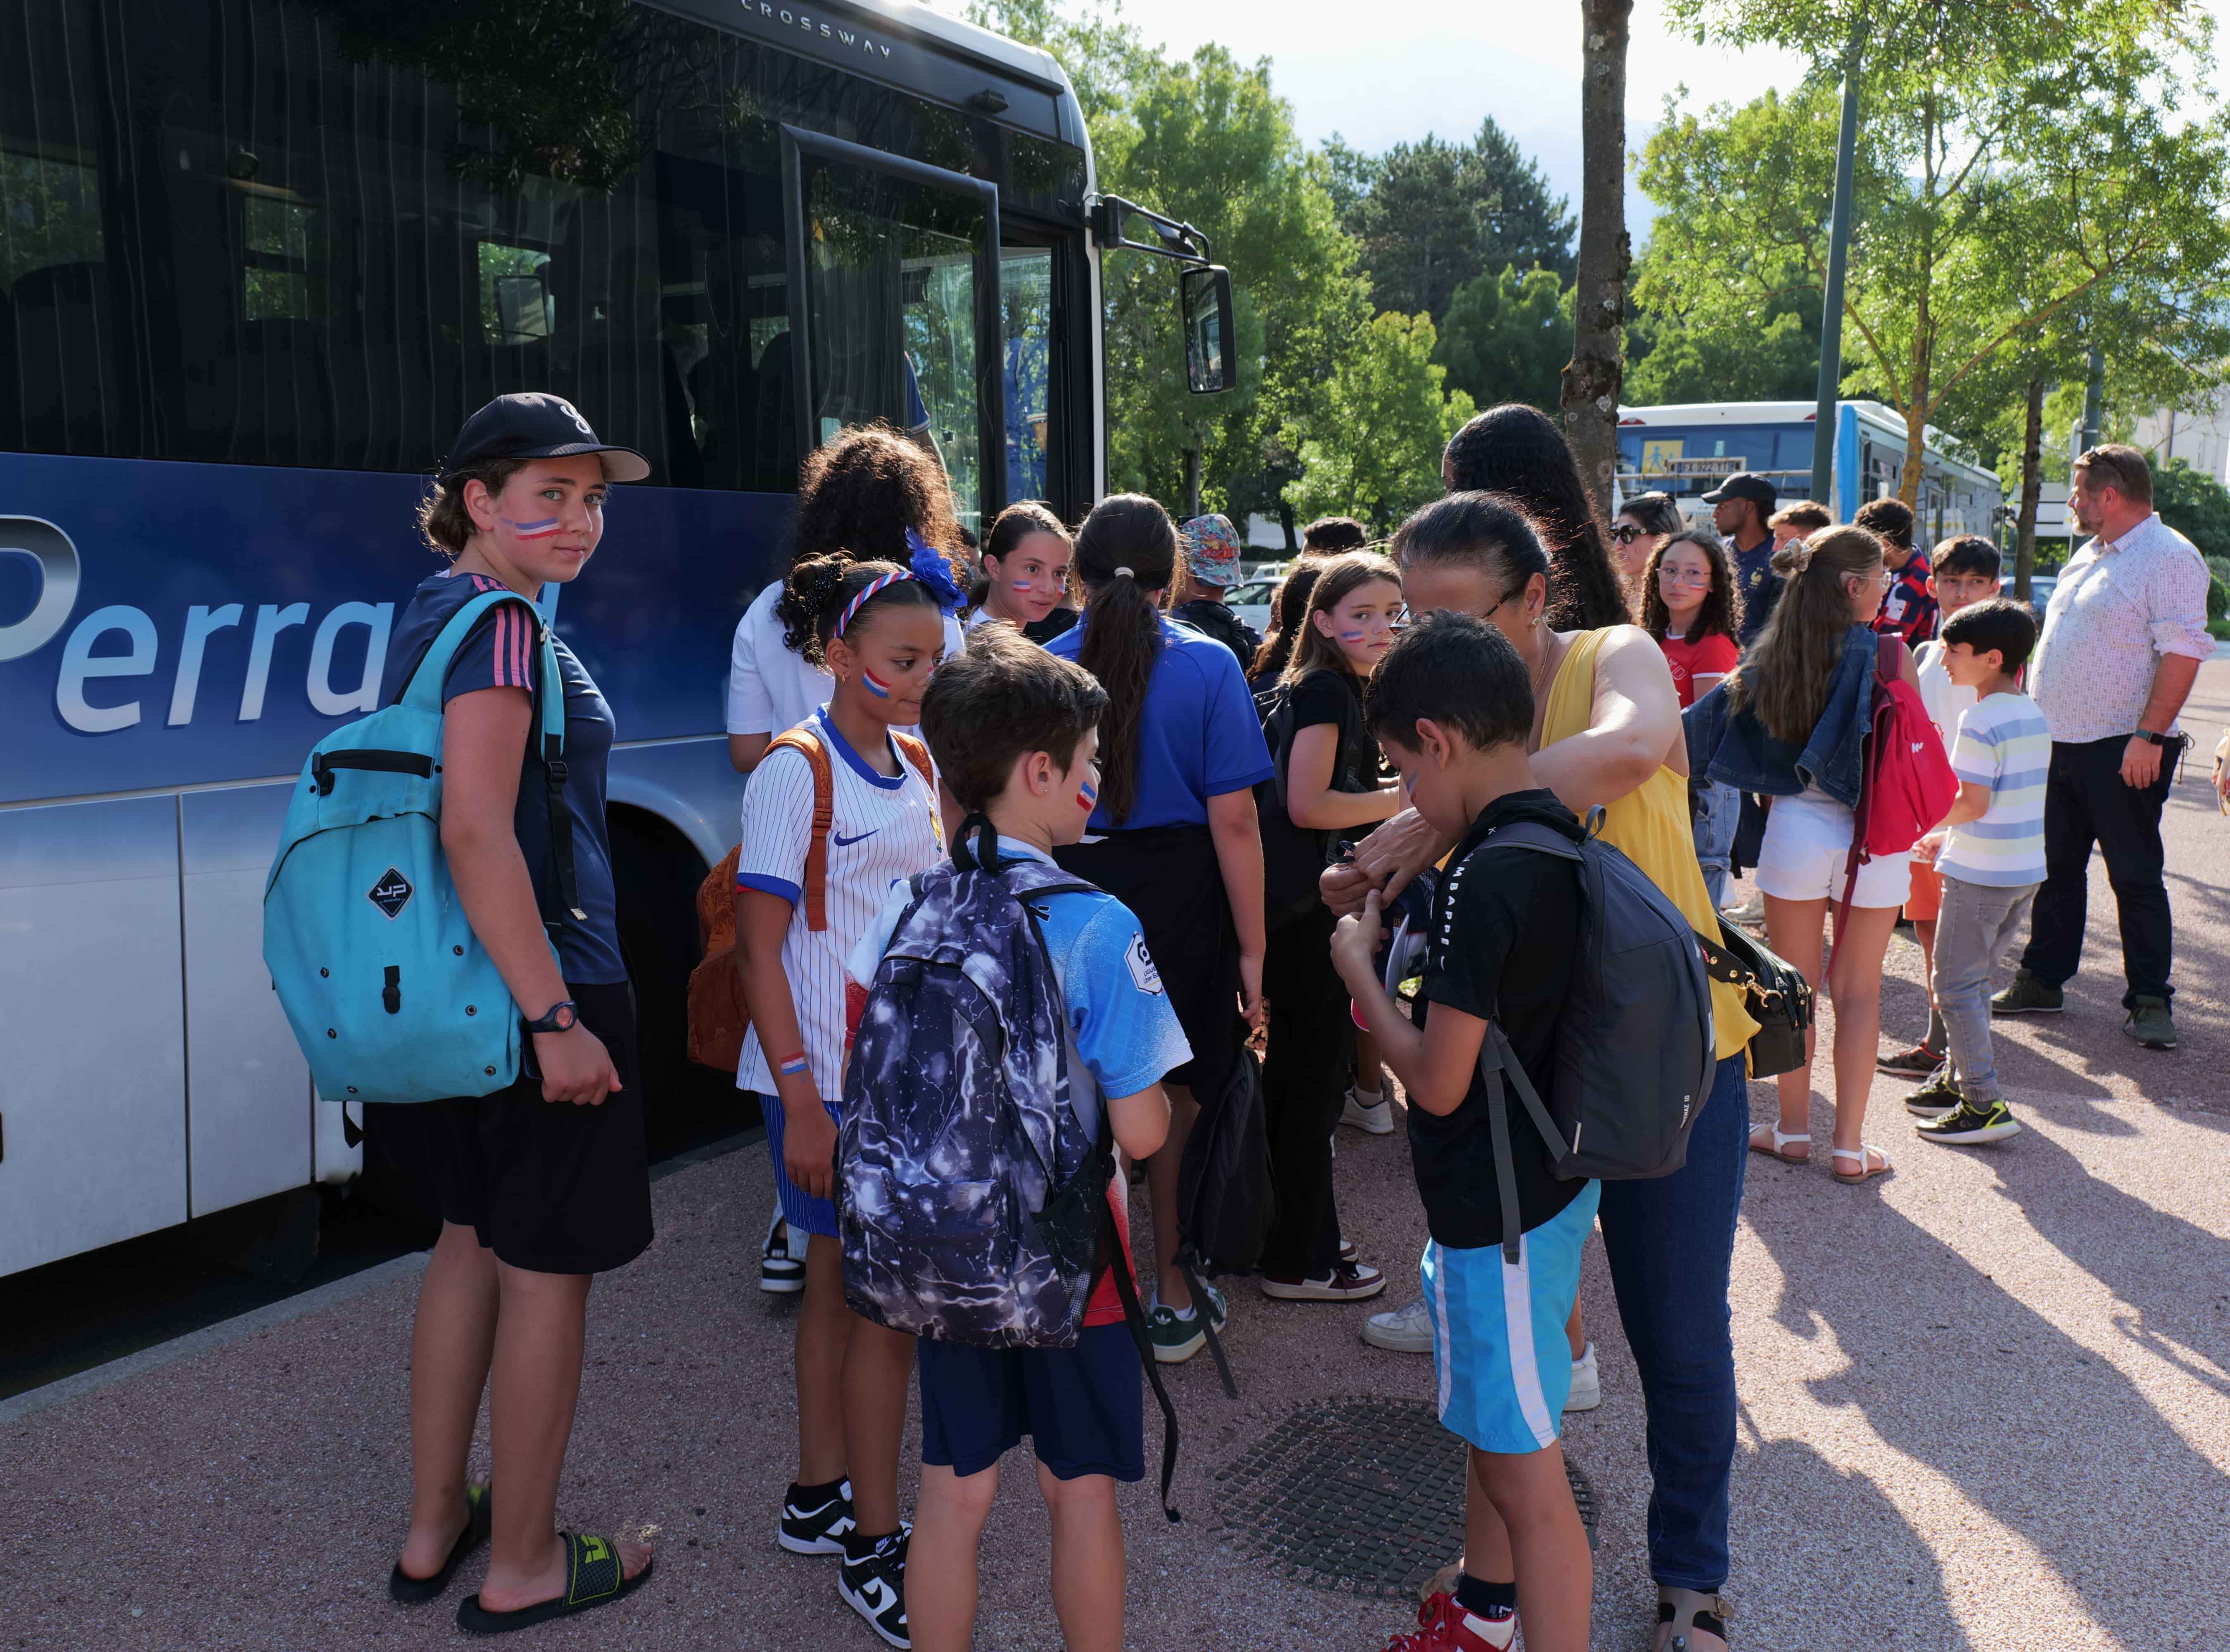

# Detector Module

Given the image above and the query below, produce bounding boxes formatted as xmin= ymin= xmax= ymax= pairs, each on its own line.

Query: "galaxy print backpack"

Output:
xmin=837 ymin=834 xmax=1115 ymax=1349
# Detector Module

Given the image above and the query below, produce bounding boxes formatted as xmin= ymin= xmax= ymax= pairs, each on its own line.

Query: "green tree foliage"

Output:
xmin=1623 ymin=241 xmax=1821 ymax=405
xmin=1281 ymin=312 xmax=1476 ymax=533
xmin=1436 ymin=266 xmax=1570 ymax=414
xmin=1649 ymin=1 xmax=2230 ymax=506
xmin=2153 ymin=458 xmax=2230 ymax=565
xmin=975 ymin=0 xmax=1367 ymax=516
xmin=1330 ymin=121 xmax=1576 ymax=323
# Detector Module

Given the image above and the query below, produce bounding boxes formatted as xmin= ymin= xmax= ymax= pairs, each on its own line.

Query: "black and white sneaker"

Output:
xmin=777 ymin=1479 xmax=855 ymax=1556
xmin=838 ymin=1528 xmax=910 ymax=1648
xmin=761 ymin=1209 xmax=806 ymax=1294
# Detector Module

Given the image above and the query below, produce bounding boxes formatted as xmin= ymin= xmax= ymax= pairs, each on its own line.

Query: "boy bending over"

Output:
xmin=848 ymin=627 xmax=1184 ymax=1652
xmin=1332 ymin=612 xmax=1594 ymax=1652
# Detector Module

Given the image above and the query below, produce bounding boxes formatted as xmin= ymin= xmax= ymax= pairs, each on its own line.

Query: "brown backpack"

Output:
xmin=686 ymin=726 xmax=936 ymax=1071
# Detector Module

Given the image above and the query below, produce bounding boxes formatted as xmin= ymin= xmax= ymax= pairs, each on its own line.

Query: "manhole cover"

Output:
xmin=1210 ymin=1397 xmax=1599 ymax=1599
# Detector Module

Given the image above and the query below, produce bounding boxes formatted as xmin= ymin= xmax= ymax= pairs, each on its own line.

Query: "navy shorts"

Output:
xmin=917 ymin=1323 xmax=1145 ymax=1482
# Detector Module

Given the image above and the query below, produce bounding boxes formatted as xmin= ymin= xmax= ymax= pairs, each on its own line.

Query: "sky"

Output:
xmin=932 ymin=0 xmax=2230 ymax=242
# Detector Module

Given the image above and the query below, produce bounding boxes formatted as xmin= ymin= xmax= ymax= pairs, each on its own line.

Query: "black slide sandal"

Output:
xmin=387 ymin=1483 xmax=491 ymax=1604
xmin=456 ymin=1531 xmax=653 ymax=1635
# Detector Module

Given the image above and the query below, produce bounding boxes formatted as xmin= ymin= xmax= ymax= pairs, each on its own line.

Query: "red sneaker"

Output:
xmin=1380 ymin=1592 xmax=1516 ymax=1652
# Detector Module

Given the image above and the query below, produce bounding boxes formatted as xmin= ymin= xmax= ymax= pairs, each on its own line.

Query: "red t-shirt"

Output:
xmin=1660 ymin=631 xmax=1739 ymax=709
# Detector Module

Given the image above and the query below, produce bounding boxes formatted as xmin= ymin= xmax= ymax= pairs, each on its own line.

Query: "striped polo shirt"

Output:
xmin=732 ymin=705 xmax=943 ymax=1100
xmin=1936 ymin=690 xmax=2050 ymax=888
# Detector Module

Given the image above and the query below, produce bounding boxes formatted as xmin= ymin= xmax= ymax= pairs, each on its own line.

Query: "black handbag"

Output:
xmin=1696 ymin=920 xmax=1815 ymax=1079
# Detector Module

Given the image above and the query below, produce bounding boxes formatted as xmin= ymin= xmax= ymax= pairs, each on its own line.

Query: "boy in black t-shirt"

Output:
xmin=1332 ymin=612 xmax=1593 ymax=1652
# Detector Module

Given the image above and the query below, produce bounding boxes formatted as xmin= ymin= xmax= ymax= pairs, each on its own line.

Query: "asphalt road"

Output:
xmin=6 ymin=662 xmax=2228 ymax=1651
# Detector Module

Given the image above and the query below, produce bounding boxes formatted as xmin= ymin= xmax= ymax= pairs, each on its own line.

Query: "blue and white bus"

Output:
xmin=0 ymin=0 xmax=1227 ymax=1277
xmin=1615 ymin=399 xmax=2004 ymax=545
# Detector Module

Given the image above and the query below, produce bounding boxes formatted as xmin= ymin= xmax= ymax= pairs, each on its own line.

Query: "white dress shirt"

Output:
xmin=2030 ymin=512 xmax=2213 ymax=745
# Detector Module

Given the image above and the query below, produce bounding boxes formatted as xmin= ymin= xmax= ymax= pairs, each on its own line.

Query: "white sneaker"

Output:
xmin=1361 ymin=1296 xmax=1434 ymax=1353
xmin=760 ymin=1209 xmax=806 ymax=1294
xmin=1564 ymin=1341 xmax=1600 ymax=1412
xmin=1340 ymin=1088 xmax=1395 ymax=1135
xmin=1720 ymin=890 xmax=1766 ymax=930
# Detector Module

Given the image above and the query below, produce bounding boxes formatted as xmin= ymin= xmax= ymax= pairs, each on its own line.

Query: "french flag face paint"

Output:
xmin=1338 ymin=629 xmax=1368 ymax=644
xmin=501 ymin=515 xmax=562 ymax=541
xmin=862 ymin=667 xmax=895 ymax=700
xmin=1076 ymin=774 xmax=1100 ymax=814
xmin=778 ymin=1052 xmax=810 ymax=1080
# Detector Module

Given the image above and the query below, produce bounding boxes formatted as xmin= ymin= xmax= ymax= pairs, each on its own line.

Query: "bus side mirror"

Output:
xmin=1180 ymin=264 xmax=1235 ymax=395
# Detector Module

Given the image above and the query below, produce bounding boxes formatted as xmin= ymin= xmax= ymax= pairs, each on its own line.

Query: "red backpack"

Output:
xmin=1838 ymin=634 xmax=1958 ymax=918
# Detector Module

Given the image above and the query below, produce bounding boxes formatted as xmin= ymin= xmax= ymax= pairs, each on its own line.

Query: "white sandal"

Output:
xmin=1748 ymin=1121 xmax=1810 ymax=1163
xmin=1831 ymin=1143 xmax=1892 ymax=1184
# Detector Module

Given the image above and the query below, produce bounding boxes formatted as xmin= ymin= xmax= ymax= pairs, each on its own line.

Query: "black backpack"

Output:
xmin=1170 ymin=1035 xmax=1275 ymax=1398
xmin=1472 ymin=812 xmax=1717 ymax=1262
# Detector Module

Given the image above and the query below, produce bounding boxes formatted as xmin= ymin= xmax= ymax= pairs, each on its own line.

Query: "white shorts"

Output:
xmin=1754 ymin=792 xmax=1911 ymax=909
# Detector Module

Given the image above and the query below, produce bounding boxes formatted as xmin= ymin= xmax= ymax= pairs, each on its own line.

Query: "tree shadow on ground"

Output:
xmin=1744 ymin=1148 xmax=2230 ymax=1647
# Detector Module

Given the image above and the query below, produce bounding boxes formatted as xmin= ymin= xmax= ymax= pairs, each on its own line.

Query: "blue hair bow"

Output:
xmin=906 ymin=527 xmax=967 ymax=613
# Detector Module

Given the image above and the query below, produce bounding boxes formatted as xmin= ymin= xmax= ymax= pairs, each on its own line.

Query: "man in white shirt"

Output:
xmin=1995 ymin=444 xmax=2213 ymax=1049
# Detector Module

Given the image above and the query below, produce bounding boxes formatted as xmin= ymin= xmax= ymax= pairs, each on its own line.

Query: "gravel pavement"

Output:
xmin=9 ymin=662 xmax=2230 ymax=1652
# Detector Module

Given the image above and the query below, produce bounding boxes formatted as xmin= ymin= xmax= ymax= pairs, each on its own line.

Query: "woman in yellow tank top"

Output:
xmin=1327 ymin=490 xmax=1747 ymax=1652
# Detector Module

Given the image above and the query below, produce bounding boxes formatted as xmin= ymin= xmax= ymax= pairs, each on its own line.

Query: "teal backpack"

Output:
xmin=263 ymin=588 xmax=574 ymax=1105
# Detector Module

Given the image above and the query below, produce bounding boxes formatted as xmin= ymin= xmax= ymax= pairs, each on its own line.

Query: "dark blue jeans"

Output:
xmin=1595 ymin=1050 xmax=1748 ymax=1593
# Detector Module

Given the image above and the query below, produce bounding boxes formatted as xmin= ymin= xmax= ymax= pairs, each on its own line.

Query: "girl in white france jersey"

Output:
xmin=734 ymin=551 xmax=956 ymax=1650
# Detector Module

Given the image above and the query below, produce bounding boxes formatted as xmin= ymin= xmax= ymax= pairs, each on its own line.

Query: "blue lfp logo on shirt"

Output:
xmin=1125 ymin=933 xmax=1164 ymax=996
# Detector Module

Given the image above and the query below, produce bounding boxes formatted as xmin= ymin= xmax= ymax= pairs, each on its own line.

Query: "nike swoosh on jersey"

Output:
xmin=832 ymin=829 xmax=879 ymax=847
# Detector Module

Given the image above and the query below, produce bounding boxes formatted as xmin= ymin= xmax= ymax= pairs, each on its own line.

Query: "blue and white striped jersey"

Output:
xmin=733 ymin=705 xmax=943 ymax=1099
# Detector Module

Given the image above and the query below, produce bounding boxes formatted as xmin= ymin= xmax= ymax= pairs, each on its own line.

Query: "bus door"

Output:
xmin=779 ymin=128 xmax=1004 ymax=536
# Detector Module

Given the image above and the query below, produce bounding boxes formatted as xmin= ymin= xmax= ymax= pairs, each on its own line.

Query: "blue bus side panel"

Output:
xmin=0 ymin=456 xmax=789 ymax=806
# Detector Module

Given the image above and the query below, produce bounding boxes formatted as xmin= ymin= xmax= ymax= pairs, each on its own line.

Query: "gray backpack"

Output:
xmin=1473 ymin=812 xmax=1716 ymax=1261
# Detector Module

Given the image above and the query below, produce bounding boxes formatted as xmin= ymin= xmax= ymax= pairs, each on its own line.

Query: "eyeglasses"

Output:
xmin=1658 ymin=567 xmax=1713 ymax=588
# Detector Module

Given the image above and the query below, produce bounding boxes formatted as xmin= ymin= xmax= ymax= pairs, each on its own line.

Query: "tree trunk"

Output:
xmin=1183 ymin=446 xmax=1203 ymax=520
xmin=1560 ymin=0 xmax=1632 ymax=521
xmin=1278 ymin=498 xmax=1297 ymax=553
xmin=2015 ymin=373 xmax=2043 ymax=604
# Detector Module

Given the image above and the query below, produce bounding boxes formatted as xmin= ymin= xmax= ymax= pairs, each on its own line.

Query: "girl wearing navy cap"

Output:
xmin=1044 ymin=494 xmax=1273 ymax=1363
xmin=370 ymin=395 xmax=655 ymax=1632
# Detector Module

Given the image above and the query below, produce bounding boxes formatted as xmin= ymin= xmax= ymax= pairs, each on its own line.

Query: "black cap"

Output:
xmin=442 ymin=393 xmax=650 ymax=484
xmin=1700 ymin=471 xmax=1777 ymax=509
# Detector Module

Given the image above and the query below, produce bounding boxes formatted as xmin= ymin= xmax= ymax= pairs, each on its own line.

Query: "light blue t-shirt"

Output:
xmin=846 ymin=837 xmax=1193 ymax=1134
xmin=1938 ymin=690 xmax=2051 ymax=888
xmin=1045 ymin=612 xmax=1274 ymax=829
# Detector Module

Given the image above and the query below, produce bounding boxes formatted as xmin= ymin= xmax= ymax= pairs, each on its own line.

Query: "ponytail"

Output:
xmin=1072 ymin=494 xmax=1178 ymax=824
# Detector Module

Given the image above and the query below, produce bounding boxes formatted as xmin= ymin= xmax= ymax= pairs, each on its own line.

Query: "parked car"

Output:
xmin=1228 ymin=571 xmax=1282 ymax=637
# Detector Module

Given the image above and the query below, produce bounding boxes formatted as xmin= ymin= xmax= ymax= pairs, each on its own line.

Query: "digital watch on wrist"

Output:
xmin=524 ymin=1000 xmax=580 ymax=1034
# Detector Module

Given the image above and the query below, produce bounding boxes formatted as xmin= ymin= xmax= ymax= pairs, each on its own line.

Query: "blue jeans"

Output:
xmin=1692 ymin=779 xmax=1742 ymax=910
xmin=1595 ymin=1051 xmax=1748 ymax=1592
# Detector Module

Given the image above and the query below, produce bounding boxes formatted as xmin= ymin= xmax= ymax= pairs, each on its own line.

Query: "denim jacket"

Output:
xmin=1682 ymin=623 xmax=1878 ymax=808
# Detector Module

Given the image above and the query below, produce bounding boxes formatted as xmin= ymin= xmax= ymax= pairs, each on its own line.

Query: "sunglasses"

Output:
xmin=1610 ymin=524 xmax=1647 ymax=544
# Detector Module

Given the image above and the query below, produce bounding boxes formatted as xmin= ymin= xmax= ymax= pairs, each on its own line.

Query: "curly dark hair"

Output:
xmin=1442 ymin=404 xmax=1628 ymax=631
xmin=789 ymin=422 xmax=964 ymax=566
xmin=777 ymin=555 xmax=944 ymax=666
xmin=1638 ymin=527 xmax=1744 ymax=647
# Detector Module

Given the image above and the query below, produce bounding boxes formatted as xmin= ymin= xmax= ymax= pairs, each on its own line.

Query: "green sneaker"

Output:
xmin=1990 ymin=970 xmax=2063 ymax=1016
xmin=2123 ymin=996 xmax=2177 ymax=1049
xmin=1902 ymin=1065 xmax=1962 ymax=1118
xmin=1145 ymin=1284 xmax=1228 ymax=1364
xmin=1916 ymin=1099 xmax=2022 ymax=1144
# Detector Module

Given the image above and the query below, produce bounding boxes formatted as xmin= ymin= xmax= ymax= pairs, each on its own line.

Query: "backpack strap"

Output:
xmin=1478 ymin=1021 xmax=1574 ymax=1264
xmin=397 ymin=587 xmax=576 ymax=944
xmin=1099 ymin=1190 xmax=1183 ymax=1524
xmin=766 ymin=728 xmax=837 ymax=932
xmin=891 ymin=730 xmax=936 ymax=791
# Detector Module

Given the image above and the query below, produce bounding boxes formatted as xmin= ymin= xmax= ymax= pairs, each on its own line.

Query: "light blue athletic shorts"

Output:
xmin=1423 ymin=1180 xmax=1601 ymax=1455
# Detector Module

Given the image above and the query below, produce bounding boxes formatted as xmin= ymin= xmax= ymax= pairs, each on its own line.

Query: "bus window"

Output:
xmin=796 ymin=150 xmax=997 ymax=534
xmin=1003 ymin=247 xmax=1053 ymax=504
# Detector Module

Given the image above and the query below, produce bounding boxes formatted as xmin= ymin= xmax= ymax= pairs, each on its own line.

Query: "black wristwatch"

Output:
xmin=2133 ymin=729 xmax=2170 ymax=746
xmin=524 ymin=999 xmax=580 ymax=1034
